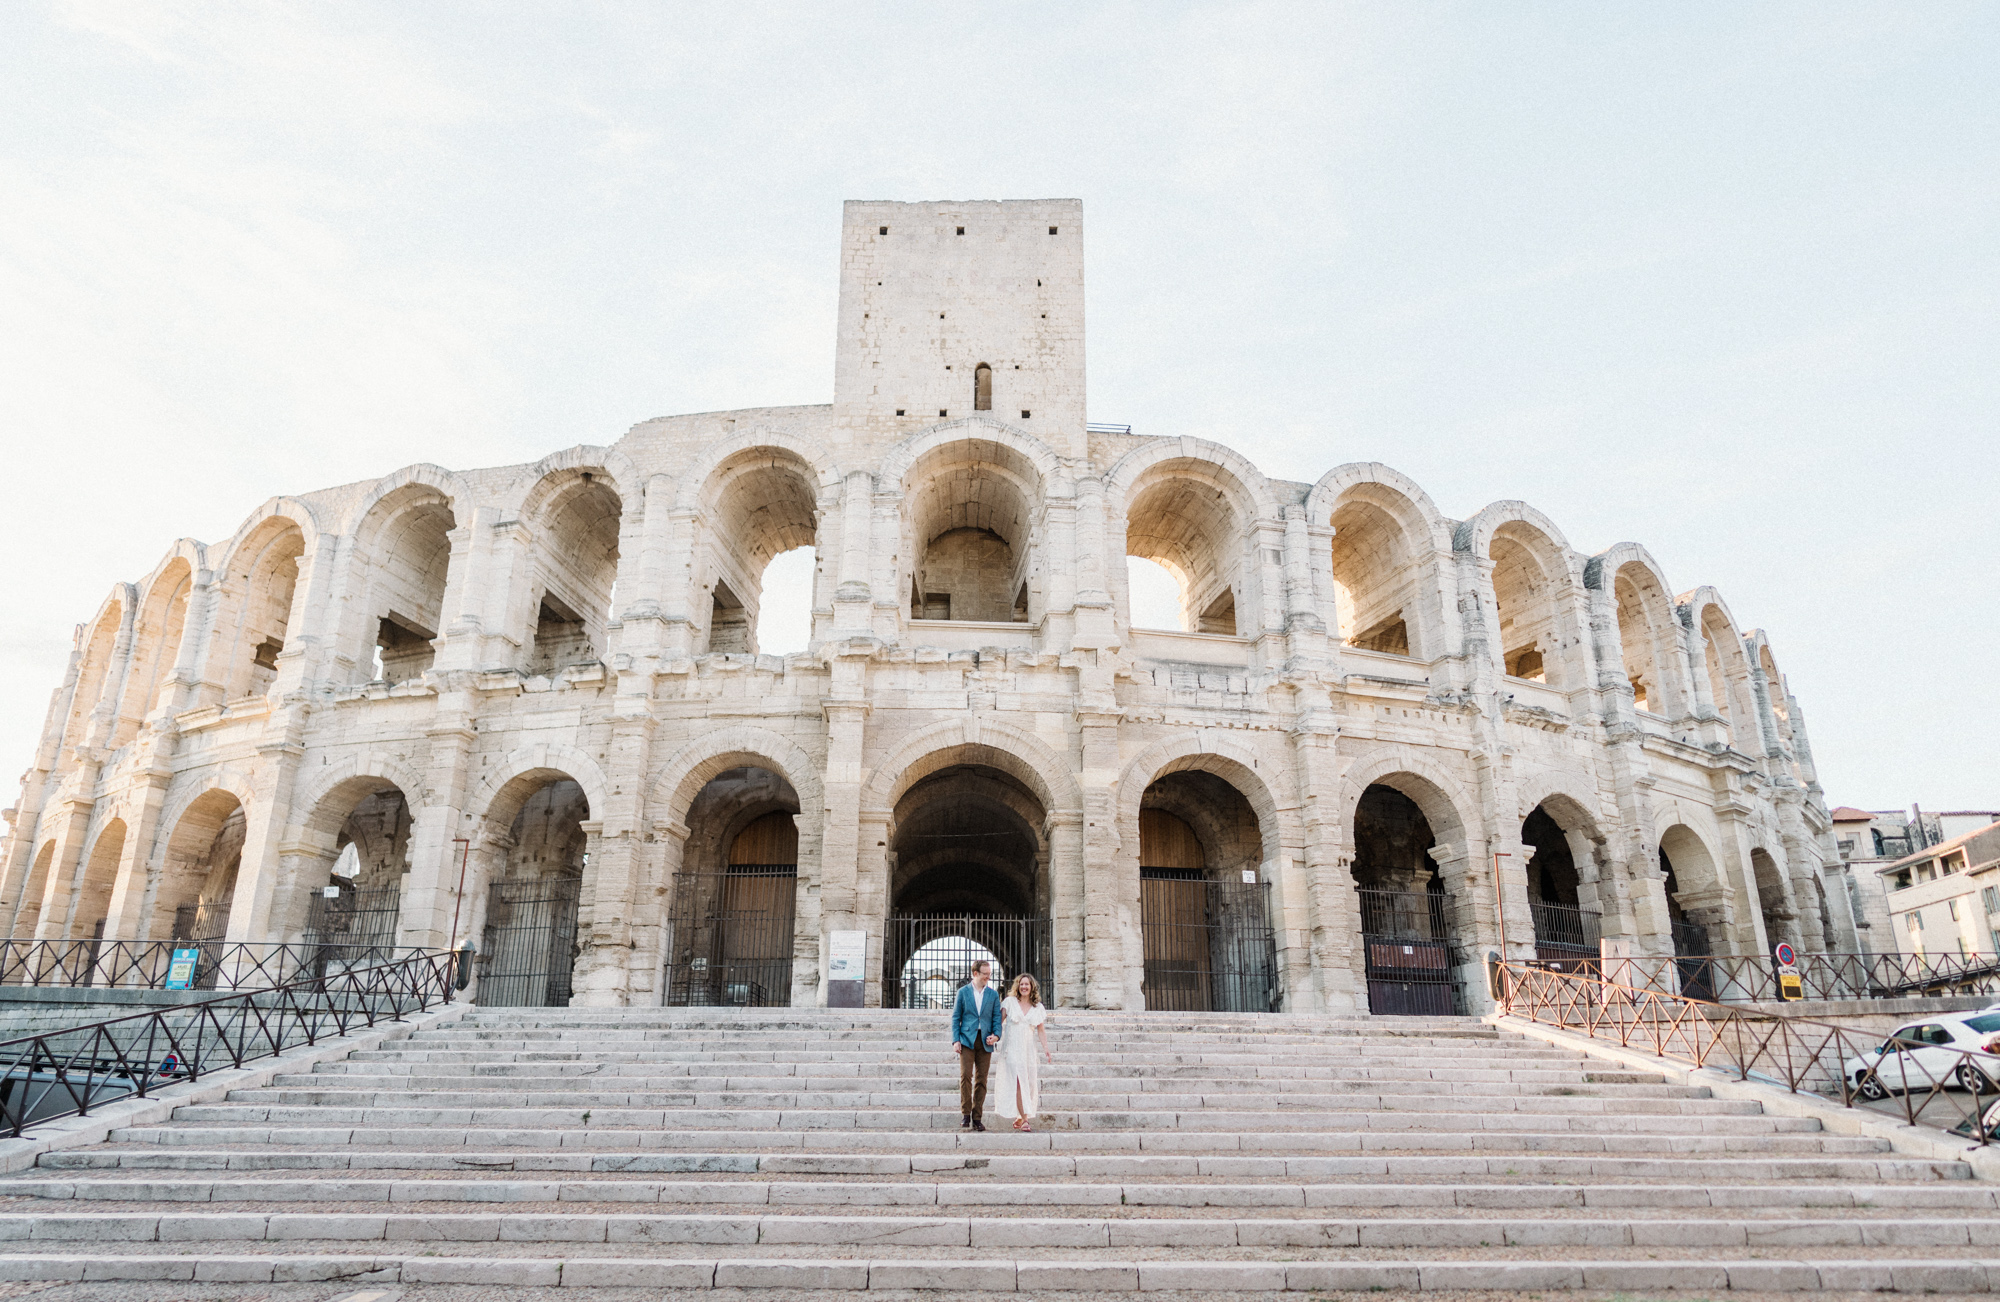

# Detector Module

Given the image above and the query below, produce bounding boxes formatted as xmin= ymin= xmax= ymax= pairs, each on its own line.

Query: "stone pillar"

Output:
xmin=394 ymin=708 xmax=478 ymax=951
xmin=830 ymin=473 xmax=874 ymax=636
xmin=102 ymin=760 xmax=175 ymax=942
xmin=28 ymin=794 xmax=95 ymax=941
xmin=1289 ymin=681 xmax=1353 ymax=1012
xmin=223 ymin=713 xmax=309 ymax=944
xmin=1047 ymin=810 xmax=1088 ymax=1008
xmin=1075 ymin=708 xmax=1131 ymax=1008
xmin=818 ymin=657 xmax=871 ymax=1003
xmin=572 ymin=701 xmax=659 ymax=1007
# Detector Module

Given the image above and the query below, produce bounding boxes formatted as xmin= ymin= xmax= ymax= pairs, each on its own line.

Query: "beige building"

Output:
xmin=1873 ymin=824 xmax=2000 ymax=962
xmin=0 ymin=199 xmax=1853 ymax=1015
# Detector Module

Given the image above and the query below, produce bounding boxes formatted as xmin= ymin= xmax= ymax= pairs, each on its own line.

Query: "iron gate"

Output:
xmin=1672 ymin=917 xmax=1716 ymax=1001
xmin=1358 ymin=887 xmax=1463 ymax=1016
xmin=1529 ymin=900 xmax=1603 ymax=962
xmin=170 ymin=900 xmax=233 ymax=991
xmin=662 ymin=866 xmax=798 ymax=1007
xmin=1140 ymin=872 xmax=1279 ymax=1012
xmin=885 ymin=915 xmax=1052 ymax=1010
xmin=302 ymin=884 xmax=403 ymax=970
xmin=477 ymin=876 xmax=582 ymax=1007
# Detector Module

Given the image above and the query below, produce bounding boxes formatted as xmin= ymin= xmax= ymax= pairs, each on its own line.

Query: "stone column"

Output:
xmin=1075 ymin=708 xmax=1130 ymax=1008
xmin=571 ymin=701 xmax=659 ymax=1007
xmin=1289 ymin=680 xmax=1352 ymax=1012
xmin=28 ymin=794 xmax=95 ymax=941
xmin=818 ymin=651 xmax=871 ymax=1003
xmin=1047 ymin=810 xmax=1088 ymax=1008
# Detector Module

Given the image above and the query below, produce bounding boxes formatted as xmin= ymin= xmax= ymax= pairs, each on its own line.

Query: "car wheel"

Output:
xmin=1957 ymin=1062 xmax=1992 ymax=1094
xmin=1856 ymin=1072 xmax=1889 ymax=1101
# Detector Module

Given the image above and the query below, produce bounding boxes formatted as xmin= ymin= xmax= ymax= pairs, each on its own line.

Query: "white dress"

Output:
xmin=991 ymin=996 xmax=1048 ymax=1120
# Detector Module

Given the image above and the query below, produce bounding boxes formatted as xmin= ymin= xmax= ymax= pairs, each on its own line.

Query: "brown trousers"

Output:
xmin=958 ymin=1044 xmax=991 ymax=1116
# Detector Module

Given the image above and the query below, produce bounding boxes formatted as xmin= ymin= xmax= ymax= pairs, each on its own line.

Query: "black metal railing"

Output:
xmin=886 ymin=915 xmax=1052 ymax=1010
xmin=0 ymin=938 xmax=435 ymax=993
xmin=1357 ymin=887 xmax=1463 ymax=1016
xmin=1495 ymin=959 xmax=1999 ymax=1145
xmin=1140 ymin=874 xmax=1279 ymax=1013
xmin=1529 ymin=900 xmax=1602 ymax=961
xmin=0 ymin=949 xmax=455 ymax=1137
xmin=663 ymin=867 xmax=798 ymax=1008
xmin=1583 ymin=950 xmax=2000 ymax=1003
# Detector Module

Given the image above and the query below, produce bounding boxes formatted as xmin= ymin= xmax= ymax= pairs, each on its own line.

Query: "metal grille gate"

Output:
xmin=1139 ymin=873 xmax=1279 ymax=1013
xmin=885 ymin=915 xmax=1052 ymax=1010
xmin=301 ymin=885 xmax=403 ymax=972
xmin=1358 ymin=887 xmax=1463 ymax=1016
xmin=1529 ymin=901 xmax=1603 ymax=963
xmin=477 ymin=877 xmax=582 ymax=1008
xmin=663 ymin=866 xmax=797 ymax=1007
xmin=170 ymin=900 xmax=233 ymax=991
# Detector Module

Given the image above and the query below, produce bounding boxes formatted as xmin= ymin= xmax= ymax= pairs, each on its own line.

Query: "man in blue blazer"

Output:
xmin=951 ymin=959 xmax=1002 ymax=1130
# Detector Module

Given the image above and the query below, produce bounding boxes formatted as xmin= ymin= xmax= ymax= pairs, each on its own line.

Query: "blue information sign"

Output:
xmin=164 ymin=947 xmax=201 ymax=990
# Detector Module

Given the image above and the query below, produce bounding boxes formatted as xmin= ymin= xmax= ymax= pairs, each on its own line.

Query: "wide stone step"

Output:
xmin=4 ymin=1210 xmax=1998 ymax=1249
xmin=107 ymin=1123 xmax=1889 ymax=1159
xmin=225 ymin=1088 xmax=1754 ymax=1116
xmin=11 ymin=1166 xmax=1974 ymax=1204
xmin=304 ymin=1062 xmax=1674 ymax=1086
xmin=47 ymin=1147 xmax=1917 ymax=1179
xmin=0 ymin=1252 xmax=1993 ymax=1291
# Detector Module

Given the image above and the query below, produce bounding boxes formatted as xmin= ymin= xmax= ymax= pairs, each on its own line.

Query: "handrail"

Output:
xmin=0 ymin=949 xmax=455 ymax=1138
xmin=1495 ymin=959 xmax=1999 ymax=1145
xmin=1561 ymin=950 xmax=2000 ymax=1003
xmin=0 ymin=938 xmax=435 ymax=992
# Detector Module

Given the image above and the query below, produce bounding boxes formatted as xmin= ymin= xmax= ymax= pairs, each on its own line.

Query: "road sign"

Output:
xmin=1773 ymin=941 xmax=1802 ymax=1000
xmin=1774 ymin=942 xmax=1797 ymax=968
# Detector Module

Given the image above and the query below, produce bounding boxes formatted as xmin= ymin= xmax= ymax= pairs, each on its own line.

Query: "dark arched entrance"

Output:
xmin=1523 ymin=804 xmax=1600 ymax=961
xmin=664 ymin=767 xmax=801 ymax=1007
xmin=1351 ymin=782 xmax=1465 ymax=1015
xmin=1137 ymin=772 xmax=1278 ymax=1012
xmin=883 ymin=764 xmax=1050 ymax=1008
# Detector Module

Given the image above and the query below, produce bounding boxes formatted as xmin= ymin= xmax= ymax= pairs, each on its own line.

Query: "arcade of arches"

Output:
xmin=1 ymin=199 xmax=1850 ymax=1017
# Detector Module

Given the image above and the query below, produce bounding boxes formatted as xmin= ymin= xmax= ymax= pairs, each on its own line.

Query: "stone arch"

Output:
xmin=293 ymin=753 xmax=430 ymax=837
xmin=1337 ymin=750 xmax=1474 ymax=852
xmin=1460 ymin=502 xmax=1585 ymax=690
xmin=57 ymin=816 xmax=128 ymax=942
xmin=686 ymin=445 xmax=826 ymax=654
xmin=9 ymin=841 xmax=57 ymax=937
xmin=339 ymin=479 xmax=461 ymax=685
xmin=517 ymin=460 xmax=624 ymax=676
xmin=1589 ymin=543 xmax=1691 ymax=718
xmin=119 ymin=554 xmax=196 ymax=735
xmin=64 ymin=589 xmax=131 ymax=753
xmin=205 ymin=506 xmax=314 ymax=701
xmin=1104 ymin=436 xmax=1281 ymax=524
xmin=1682 ymin=586 xmax=1758 ymax=748
xmin=862 ymin=716 xmax=1082 ymax=820
xmin=153 ymin=787 xmax=249 ymax=941
xmin=1750 ymin=845 xmax=1798 ymax=948
xmin=1113 ymin=733 xmax=1290 ymax=867
xmin=515 ymin=445 xmax=642 ymax=521
xmin=651 ymin=727 xmax=825 ymax=833
xmin=877 ymin=416 xmax=1063 ymax=487
xmin=673 ymin=428 xmax=844 ymax=510
xmin=469 ymin=745 xmax=611 ymax=835
xmin=898 ymin=433 xmax=1047 ymax=625
xmin=1115 ymin=455 xmax=1265 ymax=636
xmin=1311 ymin=464 xmax=1453 ymax=660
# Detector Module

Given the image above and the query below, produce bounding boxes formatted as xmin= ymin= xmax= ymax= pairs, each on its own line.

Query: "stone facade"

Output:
xmin=0 ymin=199 xmax=1854 ymax=1013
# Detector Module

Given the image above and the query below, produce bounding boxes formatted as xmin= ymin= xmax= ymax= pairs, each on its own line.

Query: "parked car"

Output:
xmin=1843 ymin=1012 xmax=2000 ymax=1100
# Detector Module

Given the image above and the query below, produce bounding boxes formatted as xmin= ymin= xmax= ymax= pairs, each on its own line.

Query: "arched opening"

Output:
xmin=973 ymin=362 xmax=993 ymax=412
xmin=1489 ymin=522 xmax=1566 ymax=685
xmin=155 ymin=791 xmax=245 ymax=947
xmin=884 ymin=764 xmax=1048 ymax=1007
xmin=1659 ymin=837 xmax=1717 ymax=999
xmin=1698 ymin=606 xmax=1755 ymax=748
xmin=122 ymin=561 xmax=193 ymax=735
xmin=1751 ymin=847 xmax=1796 ymax=950
xmin=477 ymin=776 xmax=590 ymax=1007
xmin=1137 ymin=771 xmax=1277 ymax=1012
xmin=905 ymin=441 xmax=1037 ymax=625
xmin=222 ymin=522 xmax=305 ymax=701
xmin=697 ymin=450 xmax=819 ymax=655
xmin=1123 ymin=462 xmax=1246 ymax=635
xmin=297 ymin=781 xmax=412 ymax=960
xmin=664 ymin=768 xmax=800 ymax=1007
xmin=1329 ymin=487 xmax=1428 ymax=658
xmin=352 ymin=488 xmax=456 ymax=684
xmin=68 ymin=819 xmax=126 ymax=945
xmin=10 ymin=842 xmax=56 ymax=938
xmin=64 ymin=602 xmax=124 ymax=751
xmin=526 ymin=472 xmax=621 ymax=676
xmin=1613 ymin=562 xmax=1679 ymax=716
xmin=1350 ymin=780 xmax=1466 ymax=1015
xmin=1523 ymin=804 xmax=1599 ymax=960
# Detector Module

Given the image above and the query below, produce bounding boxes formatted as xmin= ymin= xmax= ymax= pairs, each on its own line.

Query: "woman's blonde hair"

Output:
xmin=1013 ymin=972 xmax=1042 ymax=1006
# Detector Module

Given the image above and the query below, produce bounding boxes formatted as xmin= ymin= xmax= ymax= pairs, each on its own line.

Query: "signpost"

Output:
xmin=1773 ymin=940 xmax=1803 ymax=1001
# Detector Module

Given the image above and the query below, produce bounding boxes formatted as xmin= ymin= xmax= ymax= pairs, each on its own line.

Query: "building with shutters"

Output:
xmin=0 ymin=199 xmax=1854 ymax=1015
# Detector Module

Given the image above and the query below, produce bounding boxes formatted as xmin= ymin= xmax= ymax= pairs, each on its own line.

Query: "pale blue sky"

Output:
xmin=1 ymin=3 xmax=1994 ymax=808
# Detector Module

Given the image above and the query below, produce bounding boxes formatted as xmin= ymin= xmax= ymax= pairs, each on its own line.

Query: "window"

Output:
xmin=1020 ymin=410 xmax=1031 ymax=419
xmin=1949 ymin=899 xmax=1961 ymax=922
xmin=956 ymin=226 xmax=964 ymax=235
xmin=974 ymin=363 xmax=992 ymax=411
xmin=1982 ymin=886 xmax=1999 ymax=913
xmin=939 ymin=409 xmax=948 ymax=418
xmin=1907 ymin=912 xmax=1924 ymax=935
xmin=1837 ymin=838 xmax=1855 ymax=857
xmin=879 ymin=226 xmax=888 ymax=235
xmin=1049 ymin=226 xmax=1058 ymax=234
xmin=895 ymin=409 xmax=905 ymax=416
xmin=1945 ymin=851 xmax=1968 ymax=874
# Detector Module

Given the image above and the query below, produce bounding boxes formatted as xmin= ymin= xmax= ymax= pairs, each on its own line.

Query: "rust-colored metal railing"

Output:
xmin=0 ymin=949 xmax=455 ymax=1137
xmin=1546 ymin=950 xmax=2000 ymax=1004
xmin=1495 ymin=959 xmax=2000 ymax=1144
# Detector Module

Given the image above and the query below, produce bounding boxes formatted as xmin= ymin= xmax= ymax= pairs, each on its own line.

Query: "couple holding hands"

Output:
xmin=949 ymin=958 xmax=1051 ymax=1132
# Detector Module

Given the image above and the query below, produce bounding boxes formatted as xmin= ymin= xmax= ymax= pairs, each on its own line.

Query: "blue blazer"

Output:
xmin=951 ymin=982 xmax=1000 ymax=1050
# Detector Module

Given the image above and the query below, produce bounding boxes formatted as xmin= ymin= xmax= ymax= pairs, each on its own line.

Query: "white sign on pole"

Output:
xmin=827 ymin=930 xmax=867 ymax=982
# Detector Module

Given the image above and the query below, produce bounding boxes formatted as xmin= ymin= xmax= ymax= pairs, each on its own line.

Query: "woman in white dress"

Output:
xmin=992 ymin=973 xmax=1052 ymax=1131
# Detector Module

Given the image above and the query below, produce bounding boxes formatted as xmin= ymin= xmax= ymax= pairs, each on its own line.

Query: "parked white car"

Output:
xmin=1843 ymin=1012 xmax=2000 ymax=1099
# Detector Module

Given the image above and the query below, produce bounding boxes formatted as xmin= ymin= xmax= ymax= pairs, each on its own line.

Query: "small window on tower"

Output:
xmin=1049 ymin=226 xmax=1058 ymax=234
xmin=879 ymin=226 xmax=888 ymax=235
xmin=939 ymin=409 xmax=948 ymax=417
xmin=956 ymin=226 xmax=965 ymax=235
xmin=1020 ymin=410 xmax=1031 ymax=419
xmin=895 ymin=409 xmax=905 ymax=416
xmin=974 ymin=363 xmax=992 ymax=411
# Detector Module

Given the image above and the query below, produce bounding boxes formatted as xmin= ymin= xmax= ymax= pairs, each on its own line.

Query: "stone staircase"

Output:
xmin=0 ymin=1006 xmax=1995 ymax=1293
